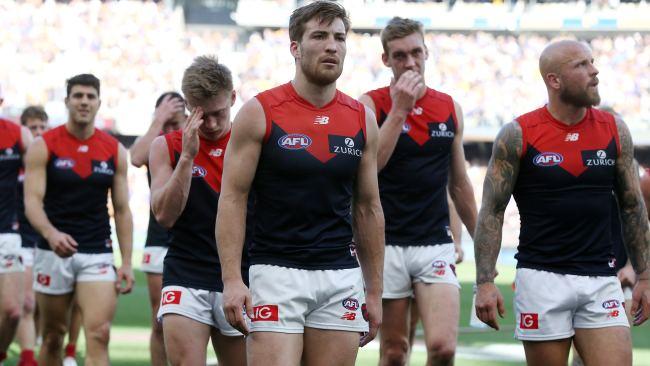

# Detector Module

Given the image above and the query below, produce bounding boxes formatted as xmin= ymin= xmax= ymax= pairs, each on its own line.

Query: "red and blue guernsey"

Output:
xmin=252 ymin=82 xmax=366 ymax=269
xmin=163 ymin=130 xmax=251 ymax=292
xmin=514 ymin=107 xmax=620 ymax=276
xmin=40 ymin=125 xmax=118 ymax=253
xmin=0 ymin=119 xmax=23 ymax=234
xmin=366 ymin=87 xmax=457 ymax=246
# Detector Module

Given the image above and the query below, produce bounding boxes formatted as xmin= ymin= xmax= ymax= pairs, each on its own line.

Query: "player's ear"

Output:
xmin=230 ymin=90 xmax=236 ymax=107
xmin=381 ymin=52 xmax=389 ymax=67
xmin=290 ymin=40 xmax=301 ymax=60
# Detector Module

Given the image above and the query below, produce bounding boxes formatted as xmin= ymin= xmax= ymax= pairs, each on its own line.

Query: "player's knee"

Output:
xmin=152 ymin=319 xmax=164 ymax=337
xmin=41 ymin=327 xmax=66 ymax=352
xmin=87 ymin=321 xmax=112 ymax=345
xmin=1 ymin=301 xmax=22 ymax=324
xmin=381 ymin=339 xmax=410 ymax=366
xmin=22 ymin=294 xmax=36 ymax=315
xmin=426 ymin=338 xmax=456 ymax=363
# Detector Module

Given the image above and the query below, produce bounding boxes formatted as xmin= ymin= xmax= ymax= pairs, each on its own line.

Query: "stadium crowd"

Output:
xmin=0 ymin=0 xmax=649 ymax=135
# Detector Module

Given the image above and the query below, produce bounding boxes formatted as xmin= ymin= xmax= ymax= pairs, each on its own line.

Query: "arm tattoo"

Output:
xmin=474 ymin=121 xmax=522 ymax=284
xmin=614 ymin=118 xmax=650 ymax=276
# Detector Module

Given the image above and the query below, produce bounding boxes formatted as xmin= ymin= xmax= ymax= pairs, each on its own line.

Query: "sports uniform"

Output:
xmin=17 ymin=169 xmax=40 ymax=268
xmin=248 ymin=82 xmax=368 ymax=333
xmin=140 ymin=170 xmax=171 ymax=274
xmin=366 ymin=86 xmax=460 ymax=298
xmin=157 ymin=129 xmax=250 ymax=335
xmin=0 ymin=119 xmax=24 ymax=274
xmin=512 ymin=106 xmax=628 ymax=340
xmin=33 ymin=125 xmax=118 ymax=294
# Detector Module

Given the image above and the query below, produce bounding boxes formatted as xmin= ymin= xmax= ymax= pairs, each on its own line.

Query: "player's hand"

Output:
xmin=359 ymin=292 xmax=382 ymax=347
xmin=475 ymin=282 xmax=505 ymax=330
xmin=454 ymin=243 xmax=464 ymax=264
xmin=223 ymin=279 xmax=252 ymax=336
xmin=153 ymin=94 xmax=185 ymax=129
xmin=389 ymin=70 xmax=424 ymax=115
xmin=116 ymin=264 xmax=135 ymax=294
xmin=631 ymin=277 xmax=650 ymax=326
xmin=46 ymin=230 xmax=78 ymax=258
xmin=181 ymin=107 xmax=203 ymax=160
xmin=617 ymin=262 xmax=636 ymax=288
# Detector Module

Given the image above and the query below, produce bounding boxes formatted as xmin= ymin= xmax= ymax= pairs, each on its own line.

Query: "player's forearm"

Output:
xmin=216 ymin=196 xmax=248 ymax=283
xmin=620 ymin=202 xmax=650 ymax=278
xmin=353 ymin=201 xmax=385 ymax=296
xmin=449 ymin=178 xmax=478 ymax=239
xmin=25 ymin=198 xmax=58 ymax=240
xmin=130 ymin=124 xmax=162 ymax=167
xmin=114 ymin=206 xmax=134 ymax=266
xmin=474 ymin=207 xmax=504 ymax=285
xmin=377 ymin=110 xmax=408 ymax=171
xmin=151 ymin=156 xmax=193 ymax=228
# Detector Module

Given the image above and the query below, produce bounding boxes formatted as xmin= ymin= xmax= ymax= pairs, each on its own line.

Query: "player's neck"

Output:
xmin=546 ymin=99 xmax=587 ymax=126
xmin=65 ymin=120 xmax=95 ymax=140
xmin=291 ymin=77 xmax=337 ymax=108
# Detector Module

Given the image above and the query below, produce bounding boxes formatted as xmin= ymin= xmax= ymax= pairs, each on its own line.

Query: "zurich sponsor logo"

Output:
xmin=602 ymin=299 xmax=620 ymax=309
xmin=278 ymin=134 xmax=312 ymax=150
xmin=191 ymin=165 xmax=207 ymax=178
xmin=533 ymin=152 xmax=563 ymax=167
xmin=54 ymin=158 xmax=75 ymax=169
xmin=342 ymin=298 xmax=359 ymax=311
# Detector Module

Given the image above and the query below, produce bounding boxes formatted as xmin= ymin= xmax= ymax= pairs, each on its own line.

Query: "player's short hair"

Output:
xmin=181 ymin=56 xmax=233 ymax=104
xmin=155 ymin=92 xmax=184 ymax=108
xmin=66 ymin=74 xmax=100 ymax=97
xmin=20 ymin=106 xmax=49 ymax=125
xmin=289 ymin=0 xmax=350 ymax=42
xmin=380 ymin=17 xmax=424 ymax=54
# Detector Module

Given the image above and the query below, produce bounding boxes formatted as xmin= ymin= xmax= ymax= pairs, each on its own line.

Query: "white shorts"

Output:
xmin=157 ymin=285 xmax=241 ymax=336
xmin=249 ymin=264 xmax=368 ymax=334
xmin=0 ymin=233 xmax=24 ymax=274
xmin=514 ymin=268 xmax=629 ymax=341
xmin=33 ymin=249 xmax=116 ymax=295
xmin=20 ymin=247 xmax=35 ymax=268
xmin=140 ymin=246 xmax=168 ymax=274
xmin=383 ymin=243 xmax=460 ymax=299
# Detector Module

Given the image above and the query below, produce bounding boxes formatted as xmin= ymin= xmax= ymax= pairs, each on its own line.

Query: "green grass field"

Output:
xmin=7 ymin=260 xmax=650 ymax=365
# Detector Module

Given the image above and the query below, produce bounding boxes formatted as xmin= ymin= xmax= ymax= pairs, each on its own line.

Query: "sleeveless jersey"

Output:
xmin=366 ymin=87 xmax=457 ymax=246
xmin=513 ymin=107 xmax=619 ymax=276
xmin=17 ymin=169 xmax=40 ymax=247
xmin=162 ymin=130 xmax=251 ymax=292
xmin=610 ymin=193 xmax=627 ymax=272
xmin=0 ymin=119 xmax=22 ymax=234
xmin=40 ymin=125 xmax=118 ymax=253
xmin=144 ymin=168 xmax=172 ymax=248
xmin=251 ymin=82 xmax=366 ymax=269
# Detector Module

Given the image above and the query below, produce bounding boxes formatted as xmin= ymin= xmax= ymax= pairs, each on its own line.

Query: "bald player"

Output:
xmin=474 ymin=40 xmax=650 ymax=366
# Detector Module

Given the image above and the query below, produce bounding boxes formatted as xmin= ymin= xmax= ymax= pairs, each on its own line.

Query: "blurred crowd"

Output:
xmin=1 ymin=0 xmax=649 ymax=136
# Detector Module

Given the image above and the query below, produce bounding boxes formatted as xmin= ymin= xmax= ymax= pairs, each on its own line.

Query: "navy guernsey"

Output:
xmin=0 ymin=119 xmax=23 ymax=234
xmin=513 ymin=107 xmax=620 ymax=276
xmin=366 ymin=87 xmax=456 ymax=246
xmin=251 ymin=82 xmax=366 ymax=270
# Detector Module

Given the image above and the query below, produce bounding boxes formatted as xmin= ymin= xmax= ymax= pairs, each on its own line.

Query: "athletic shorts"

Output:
xmin=383 ymin=243 xmax=460 ymax=299
xmin=33 ymin=249 xmax=116 ymax=295
xmin=514 ymin=268 xmax=629 ymax=341
xmin=248 ymin=265 xmax=368 ymax=334
xmin=0 ymin=233 xmax=24 ymax=274
xmin=140 ymin=246 xmax=168 ymax=274
xmin=20 ymin=247 xmax=35 ymax=268
xmin=157 ymin=285 xmax=241 ymax=336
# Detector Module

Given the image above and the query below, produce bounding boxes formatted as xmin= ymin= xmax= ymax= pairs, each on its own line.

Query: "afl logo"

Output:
xmin=402 ymin=122 xmax=411 ymax=133
xmin=278 ymin=134 xmax=312 ymax=150
xmin=54 ymin=158 xmax=75 ymax=169
xmin=533 ymin=152 xmax=563 ymax=167
xmin=602 ymin=299 xmax=620 ymax=309
xmin=191 ymin=165 xmax=207 ymax=178
xmin=342 ymin=298 xmax=359 ymax=311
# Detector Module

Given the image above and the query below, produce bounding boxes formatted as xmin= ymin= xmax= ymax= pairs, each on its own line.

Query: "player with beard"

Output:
xmin=216 ymin=1 xmax=384 ymax=365
xmin=0 ymin=87 xmax=33 ymax=366
xmin=474 ymin=40 xmax=650 ymax=366
xmin=130 ymin=91 xmax=186 ymax=366
xmin=149 ymin=56 xmax=246 ymax=366
xmin=359 ymin=17 xmax=477 ymax=366
xmin=24 ymin=74 xmax=134 ymax=366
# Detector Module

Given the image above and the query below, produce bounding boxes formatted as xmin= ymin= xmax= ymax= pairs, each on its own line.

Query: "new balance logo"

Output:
xmin=314 ymin=115 xmax=329 ymax=125
xmin=78 ymin=145 xmax=89 ymax=152
xmin=565 ymin=133 xmax=579 ymax=142
xmin=209 ymin=149 xmax=223 ymax=157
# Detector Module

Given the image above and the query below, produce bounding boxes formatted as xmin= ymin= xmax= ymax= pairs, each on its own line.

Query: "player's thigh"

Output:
xmin=303 ymin=327 xmax=359 ymax=366
xmin=75 ymin=281 xmax=118 ymax=328
xmin=574 ymin=327 xmax=631 ymax=366
xmin=146 ymin=273 xmax=163 ymax=312
xmin=22 ymin=265 xmax=34 ymax=311
xmin=210 ymin=328 xmax=246 ymax=366
xmin=36 ymin=292 xmax=73 ymax=334
xmin=162 ymin=313 xmax=211 ymax=365
xmin=247 ymin=331 xmax=302 ymax=366
xmin=0 ymin=271 xmax=24 ymax=312
xmin=522 ymin=339 xmax=572 ymax=366
xmin=413 ymin=282 xmax=459 ymax=347
xmin=380 ymin=297 xmax=411 ymax=348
